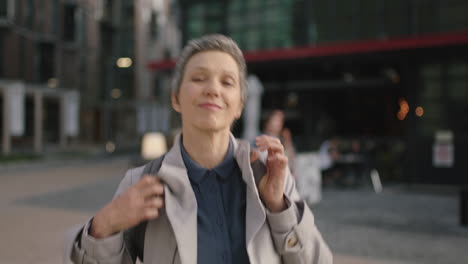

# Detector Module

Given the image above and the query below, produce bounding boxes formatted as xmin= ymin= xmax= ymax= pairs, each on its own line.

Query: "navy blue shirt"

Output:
xmin=180 ymin=139 xmax=250 ymax=264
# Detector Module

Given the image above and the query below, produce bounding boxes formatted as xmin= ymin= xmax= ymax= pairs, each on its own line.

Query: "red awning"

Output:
xmin=147 ymin=30 xmax=468 ymax=71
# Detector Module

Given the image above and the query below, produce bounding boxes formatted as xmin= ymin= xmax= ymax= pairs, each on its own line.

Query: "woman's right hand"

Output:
xmin=89 ymin=175 xmax=165 ymax=239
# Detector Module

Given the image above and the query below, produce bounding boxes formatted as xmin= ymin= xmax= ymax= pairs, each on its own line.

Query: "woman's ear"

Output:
xmin=171 ymin=92 xmax=181 ymax=113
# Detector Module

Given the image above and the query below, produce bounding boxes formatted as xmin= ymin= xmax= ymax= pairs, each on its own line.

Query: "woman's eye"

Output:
xmin=222 ymin=79 xmax=235 ymax=87
xmin=192 ymin=76 xmax=205 ymax=82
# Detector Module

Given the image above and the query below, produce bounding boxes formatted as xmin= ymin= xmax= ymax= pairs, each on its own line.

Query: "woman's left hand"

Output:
xmin=252 ymin=135 xmax=288 ymax=213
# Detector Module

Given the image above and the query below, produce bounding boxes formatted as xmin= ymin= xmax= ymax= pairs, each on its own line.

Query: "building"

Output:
xmin=148 ymin=0 xmax=468 ymax=184
xmin=0 ymin=0 xmax=102 ymax=154
xmin=0 ymin=0 xmax=170 ymax=155
xmin=93 ymin=0 xmax=180 ymax=152
xmin=133 ymin=0 xmax=181 ymax=137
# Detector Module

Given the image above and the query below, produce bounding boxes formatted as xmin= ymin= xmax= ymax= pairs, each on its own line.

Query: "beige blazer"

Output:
xmin=66 ymin=134 xmax=332 ymax=264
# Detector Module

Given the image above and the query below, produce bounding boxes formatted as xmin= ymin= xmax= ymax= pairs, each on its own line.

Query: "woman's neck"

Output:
xmin=181 ymin=127 xmax=231 ymax=169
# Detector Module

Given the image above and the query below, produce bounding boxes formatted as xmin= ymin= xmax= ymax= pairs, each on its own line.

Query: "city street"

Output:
xmin=1 ymin=158 xmax=467 ymax=264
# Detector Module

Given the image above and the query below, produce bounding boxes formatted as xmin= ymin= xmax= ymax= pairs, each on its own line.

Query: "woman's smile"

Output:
xmin=199 ymin=102 xmax=222 ymax=111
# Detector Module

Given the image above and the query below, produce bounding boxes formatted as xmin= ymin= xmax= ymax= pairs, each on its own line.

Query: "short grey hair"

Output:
xmin=171 ymin=34 xmax=248 ymax=104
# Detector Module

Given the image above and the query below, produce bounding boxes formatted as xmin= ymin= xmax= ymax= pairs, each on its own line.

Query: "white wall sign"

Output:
xmin=7 ymin=82 xmax=26 ymax=136
xmin=433 ymin=130 xmax=454 ymax=168
xmin=63 ymin=91 xmax=80 ymax=137
xmin=433 ymin=143 xmax=454 ymax=168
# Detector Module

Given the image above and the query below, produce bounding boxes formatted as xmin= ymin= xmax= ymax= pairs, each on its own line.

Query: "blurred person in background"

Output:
xmin=66 ymin=34 xmax=331 ymax=264
xmin=345 ymin=138 xmax=367 ymax=186
xmin=262 ymin=109 xmax=297 ymax=177
xmin=319 ymin=137 xmax=343 ymax=187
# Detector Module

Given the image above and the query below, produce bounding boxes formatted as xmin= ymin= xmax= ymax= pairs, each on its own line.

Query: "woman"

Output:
xmin=67 ymin=34 xmax=332 ymax=264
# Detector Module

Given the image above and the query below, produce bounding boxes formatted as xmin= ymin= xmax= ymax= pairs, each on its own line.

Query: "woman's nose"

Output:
xmin=203 ymin=79 xmax=221 ymax=96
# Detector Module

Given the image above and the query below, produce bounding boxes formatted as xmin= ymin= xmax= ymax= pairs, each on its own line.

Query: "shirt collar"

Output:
xmin=213 ymin=140 xmax=236 ymax=180
xmin=180 ymin=137 xmax=236 ymax=183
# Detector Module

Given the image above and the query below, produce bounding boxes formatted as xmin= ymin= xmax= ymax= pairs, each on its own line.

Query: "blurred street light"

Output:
xmin=141 ymin=132 xmax=167 ymax=160
xmin=116 ymin=57 xmax=133 ymax=68
xmin=47 ymin=78 xmax=58 ymax=88
xmin=286 ymin=92 xmax=299 ymax=108
xmin=111 ymin=88 xmax=122 ymax=99
xmin=105 ymin=141 xmax=116 ymax=153
xmin=415 ymin=106 xmax=424 ymax=117
xmin=397 ymin=98 xmax=409 ymax=120
xmin=399 ymin=99 xmax=409 ymax=114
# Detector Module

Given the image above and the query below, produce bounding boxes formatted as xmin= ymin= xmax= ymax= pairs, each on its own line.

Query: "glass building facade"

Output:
xmin=174 ymin=0 xmax=468 ymax=184
xmin=181 ymin=0 xmax=468 ymax=51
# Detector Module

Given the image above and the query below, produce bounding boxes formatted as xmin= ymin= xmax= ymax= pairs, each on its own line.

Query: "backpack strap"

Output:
xmin=250 ymin=159 xmax=266 ymax=187
xmin=124 ymin=154 xmax=166 ymax=263
xmin=143 ymin=153 xmax=167 ymax=175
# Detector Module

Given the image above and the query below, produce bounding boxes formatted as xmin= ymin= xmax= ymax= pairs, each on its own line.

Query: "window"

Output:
xmin=382 ymin=0 xmax=409 ymax=38
xmin=415 ymin=0 xmax=438 ymax=34
xmin=38 ymin=42 xmax=55 ymax=83
xmin=185 ymin=2 xmax=223 ymax=41
xmin=227 ymin=0 xmax=294 ymax=51
xmin=418 ymin=64 xmax=444 ymax=137
xmin=447 ymin=63 xmax=468 ymax=102
xmin=25 ymin=0 xmax=34 ymax=28
xmin=0 ymin=0 xmax=7 ymax=17
xmin=52 ymin=0 xmax=59 ymax=34
xmin=62 ymin=4 xmax=77 ymax=42
xmin=149 ymin=11 xmax=158 ymax=40
xmin=438 ymin=0 xmax=468 ymax=32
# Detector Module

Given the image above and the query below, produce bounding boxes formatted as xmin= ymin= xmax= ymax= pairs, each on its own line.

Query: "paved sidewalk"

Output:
xmin=314 ymin=187 xmax=468 ymax=264
xmin=0 ymin=158 xmax=130 ymax=264
xmin=1 ymin=158 xmax=467 ymax=263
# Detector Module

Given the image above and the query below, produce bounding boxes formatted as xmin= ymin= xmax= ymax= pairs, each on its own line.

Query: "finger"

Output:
xmin=256 ymin=135 xmax=279 ymax=144
xmin=141 ymin=182 xmax=165 ymax=198
xmin=267 ymin=153 xmax=288 ymax=167
xmin=266 ymin=154 xmax=288 ymax=173
xmin=137 ymin=175 xmax=156 ymax=188
xmin=145 ymin=196 xmax=165 ymax=208
xmin=256 ymin=136 xmax=284 ymax=155
xmin=250 ymin=150 xmax=259 ymax=163
xmin=256 ymin=135 xmax=282 ymax=149
xmin=143 ymin=208 xmax=159 ymax=220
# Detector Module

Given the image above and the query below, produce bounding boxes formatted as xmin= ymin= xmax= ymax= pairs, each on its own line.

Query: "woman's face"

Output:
xmin=172 ymin=51 xmax=243 ymax=133
xmin=265 ymin=111 xmax=284 ymax=135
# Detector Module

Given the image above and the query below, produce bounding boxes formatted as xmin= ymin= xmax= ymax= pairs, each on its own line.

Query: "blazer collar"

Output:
xmin=156 ymin=133 xmax=197 ymax=264
xmin=232 ymin=134 xmax=267 ymax=248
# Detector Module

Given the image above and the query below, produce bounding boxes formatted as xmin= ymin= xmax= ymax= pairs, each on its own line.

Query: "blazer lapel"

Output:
xmin=148 ymin=134 xmax=198 ymax=264
xmin=232 ymin=136 xmax=266 ymax=248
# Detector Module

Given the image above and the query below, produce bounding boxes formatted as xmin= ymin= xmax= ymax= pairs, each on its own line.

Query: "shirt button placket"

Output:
xmin=208 ymin=171 xmax=217 ymax=191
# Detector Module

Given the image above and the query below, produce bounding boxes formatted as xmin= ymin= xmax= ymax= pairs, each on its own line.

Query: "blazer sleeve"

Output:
xmin=266 ymin=168 xmax=333 ymax=264
xmin=65 ymin=166 xmax=145 ymax=264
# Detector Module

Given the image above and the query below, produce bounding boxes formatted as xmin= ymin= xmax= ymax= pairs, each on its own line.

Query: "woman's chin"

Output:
xmin=184 ymin=116 xmax=233 ymax=132
xmin=195 ymin=122 xmax=230 ymax=133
